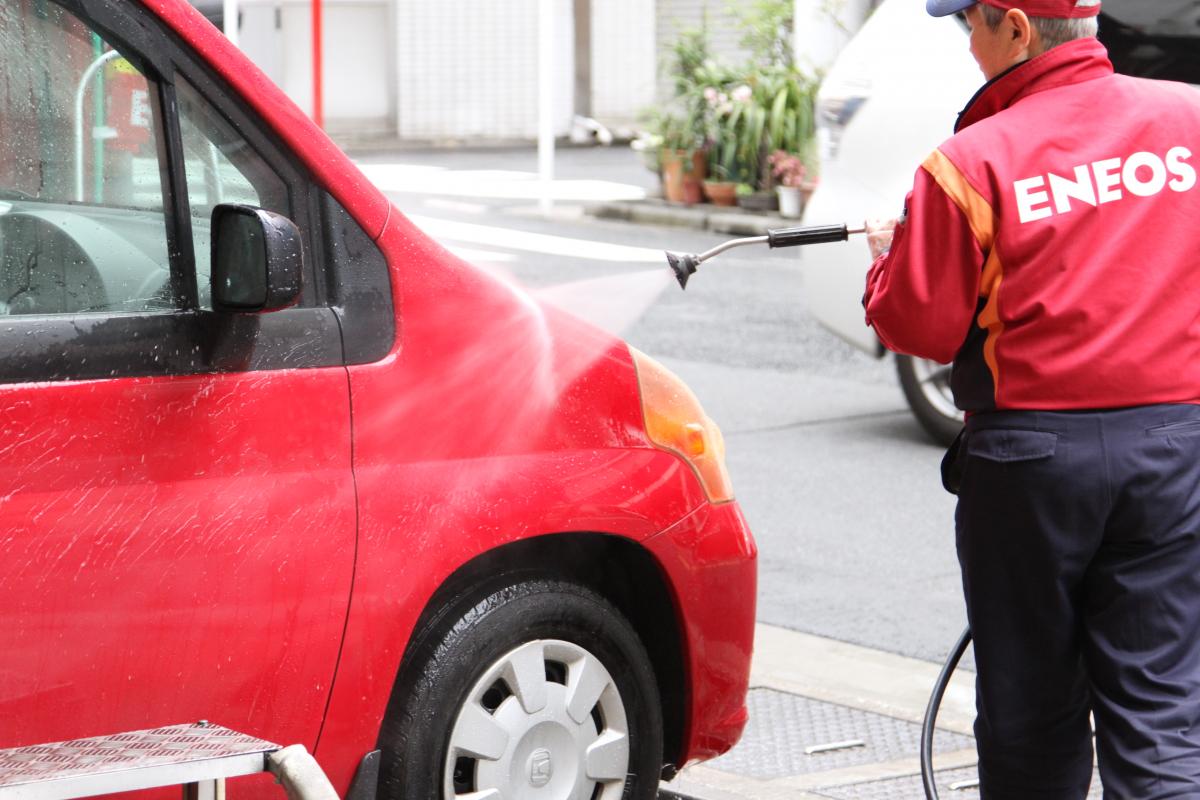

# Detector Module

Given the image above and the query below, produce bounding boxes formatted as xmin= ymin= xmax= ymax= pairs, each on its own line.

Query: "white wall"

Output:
xmin=227 ymin=0 xmax=871 ymax=142
xmin=394 ymin=0 xmax=574 ymax=140
xmin=656 ymin=0 xmax=751 ymax=101
xmin=236 ymin=0 xmax=393 ymax=133
xmin=591 ymin=0 xmax=657 ymax=126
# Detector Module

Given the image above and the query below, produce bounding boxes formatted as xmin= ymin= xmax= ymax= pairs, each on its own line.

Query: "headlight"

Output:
xmin=630 ymin=347 xmax=734 ymax=504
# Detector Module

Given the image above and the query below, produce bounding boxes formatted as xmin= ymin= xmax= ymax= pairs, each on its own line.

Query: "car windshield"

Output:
xmin=1100 ymin=1 xmax=1200 ymax=84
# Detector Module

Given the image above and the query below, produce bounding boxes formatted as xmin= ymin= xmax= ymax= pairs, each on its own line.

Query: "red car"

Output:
xmin=0 ymin=1 xmax=756 ymax=799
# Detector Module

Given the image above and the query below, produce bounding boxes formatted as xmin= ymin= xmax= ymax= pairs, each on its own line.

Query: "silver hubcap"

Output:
xmin=444 ymin=640 xmax=631 ymax=800
xmin=913 ymin=357 xmax=963 ymax=423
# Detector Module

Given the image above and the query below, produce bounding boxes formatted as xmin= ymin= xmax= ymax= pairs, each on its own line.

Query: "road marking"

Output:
xmin=445 ymin=246 xmax=517 ymax=263
xmin=407 ymin=214 xmax=665 ymax=263
xmin=424 ymin=198 xmax=491 ymax=215
xmin=357 ymin=162 xmax=646 ymax=202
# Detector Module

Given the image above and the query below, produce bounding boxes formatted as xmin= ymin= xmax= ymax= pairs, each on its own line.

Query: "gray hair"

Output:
xmin=979 ymin=4 xmax=1099 ymax=51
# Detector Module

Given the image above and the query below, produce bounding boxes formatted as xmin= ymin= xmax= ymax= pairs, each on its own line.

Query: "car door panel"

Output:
xmin=0 ymin=368 xmax=355 ymax=748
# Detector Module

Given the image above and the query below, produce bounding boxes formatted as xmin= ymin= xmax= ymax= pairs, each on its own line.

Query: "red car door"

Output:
xmin=0 ymin=0 xmax=355 ymax=749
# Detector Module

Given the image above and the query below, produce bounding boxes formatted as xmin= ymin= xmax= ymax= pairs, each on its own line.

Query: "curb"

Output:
xmin=589 ymin=199 xmax=795 ymax=236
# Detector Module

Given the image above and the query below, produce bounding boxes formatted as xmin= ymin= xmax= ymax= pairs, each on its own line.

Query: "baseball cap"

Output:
xmin=926 ymin=0 xmax=1101 ymax=18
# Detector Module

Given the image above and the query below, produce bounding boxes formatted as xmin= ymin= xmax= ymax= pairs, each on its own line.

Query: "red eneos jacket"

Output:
xmin=864 ymin=38 xmax=1200 ymax=412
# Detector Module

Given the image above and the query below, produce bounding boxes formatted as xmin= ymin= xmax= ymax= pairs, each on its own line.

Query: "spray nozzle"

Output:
xmin=664 ymin=224 xmax=864 ymax=290
xmin=666 ymin=251 xmax=700 ymax=290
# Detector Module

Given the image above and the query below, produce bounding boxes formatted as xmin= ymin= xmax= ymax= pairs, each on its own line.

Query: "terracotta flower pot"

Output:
xmin=661 ymin=149 xmax=707 ymax=205
xmin=703 ymin=180 xmax=738 ymax=206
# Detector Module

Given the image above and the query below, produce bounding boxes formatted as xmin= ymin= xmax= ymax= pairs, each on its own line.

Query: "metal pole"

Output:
xmin=74 ymin=49 xmax=122 ymax=203
xmin=537 ymin=0 xmax=554 ymax=215
xmin=312 ymin=0 xmax=324 ymax=129
xmin=572 ymin=0 xmax=591 ymax=120
xmin=91 ymin=35 xmax=105 ymax=204
xmin=222 ymin=0 xmax=238 ymax=46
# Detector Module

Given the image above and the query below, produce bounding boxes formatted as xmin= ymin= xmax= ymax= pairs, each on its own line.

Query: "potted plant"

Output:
xmin=702 ymin=87 xmax=743 ymax=206
xmin=657 ymin=111 xmax=707 ymax=205
xmin=770 ymin=150 xmax=807 ymax=218
xmin=655 ymin=25 xmax=714 ymax=205
xmin=703 ymin=172 xmax=739 ymax=206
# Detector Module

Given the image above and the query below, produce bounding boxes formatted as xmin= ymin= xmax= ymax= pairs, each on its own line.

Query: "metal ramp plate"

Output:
xmin=705 ymin=689 xmax=974 ymax=779
xmin=0 ymin=723 xmax=279 ymax=800
xmin=809 ymin=766 xmax=1103 ymax=799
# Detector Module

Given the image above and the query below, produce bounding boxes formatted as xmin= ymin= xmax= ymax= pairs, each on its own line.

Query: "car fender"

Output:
xmin=310 ymin=210 xmax=718 ymax=788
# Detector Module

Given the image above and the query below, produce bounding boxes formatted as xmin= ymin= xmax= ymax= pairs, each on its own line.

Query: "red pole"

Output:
xmin=312 ymin=0 xmax=323 ymax=129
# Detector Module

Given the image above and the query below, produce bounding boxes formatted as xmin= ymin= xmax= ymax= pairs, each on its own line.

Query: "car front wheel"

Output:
xmin=895 ymin=354 xmax=963 ymax=447
xmin=379 ymin=579 xmax=664 ymax=800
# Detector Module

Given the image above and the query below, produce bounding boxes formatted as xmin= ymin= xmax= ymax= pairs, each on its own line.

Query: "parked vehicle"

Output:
xmin=0 ymin=3 xmax=757 ymax=800
xmin=800 ymin=0 xmax=1200 ymax=445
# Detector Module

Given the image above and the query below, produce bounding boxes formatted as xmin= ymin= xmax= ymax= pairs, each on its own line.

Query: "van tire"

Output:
xmin=896 ymin=355 xmax=963 ymax=447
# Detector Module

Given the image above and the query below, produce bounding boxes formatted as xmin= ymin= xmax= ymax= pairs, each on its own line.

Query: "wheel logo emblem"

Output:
xmin=529 ymin=749 xmax=553 ymax=787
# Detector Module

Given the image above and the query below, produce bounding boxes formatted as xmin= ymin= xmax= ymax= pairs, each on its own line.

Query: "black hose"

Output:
xmin=921 ymin=627 xmax=972 ymax=800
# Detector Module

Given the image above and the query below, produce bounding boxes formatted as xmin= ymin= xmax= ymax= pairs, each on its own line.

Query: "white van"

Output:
xmin=800 ymin=0 xmax=1200 ymax=445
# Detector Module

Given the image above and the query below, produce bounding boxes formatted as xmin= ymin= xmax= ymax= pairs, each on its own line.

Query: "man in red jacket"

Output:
xmin=863 ymin=1 xmax=1200 ymax=796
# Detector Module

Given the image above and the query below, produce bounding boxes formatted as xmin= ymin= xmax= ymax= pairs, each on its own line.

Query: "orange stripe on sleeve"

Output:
xmin=922 ymin=149 xmax=1005 ymax=402
xmin=922 ymin=149 xmax=996 ymax=260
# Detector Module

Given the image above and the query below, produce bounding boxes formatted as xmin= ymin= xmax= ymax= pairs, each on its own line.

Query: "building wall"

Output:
xmin=236 ymin=0 xmax=394 ymax=135
xmin=393 ymin=0 xmax=574 ymax=140
xmin=223 ymin=0 xmax=874 ymax=141
xmin=655 ymin=0 xmax=751 ymax=102
xmin=591 ymin=0 xmax=657 ymax=128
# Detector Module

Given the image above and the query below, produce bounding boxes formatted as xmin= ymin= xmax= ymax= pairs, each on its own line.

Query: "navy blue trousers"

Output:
xmin=955 ymin=405 xmax=1200 ymax=799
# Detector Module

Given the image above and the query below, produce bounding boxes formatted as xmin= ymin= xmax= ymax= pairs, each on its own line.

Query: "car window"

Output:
xmin=1099 ymin=2 xmax=1200 ymax=84
xmin=177 ymin=76 xmax=290 ymax=310
xmin=0 ymin=0 xmax=174 ymax=316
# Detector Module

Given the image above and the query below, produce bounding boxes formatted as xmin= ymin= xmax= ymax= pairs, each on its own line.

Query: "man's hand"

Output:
xmin=865 ymin=217 xmax=899 ymax=260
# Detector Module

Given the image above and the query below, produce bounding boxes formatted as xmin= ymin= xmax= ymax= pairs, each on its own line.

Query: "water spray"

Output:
xmin=665 ymin=223 xmax=865 ymax=289
xmin=666 ymin=219 xmax=974 ymax=800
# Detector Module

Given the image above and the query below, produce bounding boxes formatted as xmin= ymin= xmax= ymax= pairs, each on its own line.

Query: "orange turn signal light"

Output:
xmin=630 ymin=347 xmax=734 ymax=504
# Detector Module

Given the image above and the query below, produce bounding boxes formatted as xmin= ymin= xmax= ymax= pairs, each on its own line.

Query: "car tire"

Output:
xmin=378 ymin=579 xmax=664 ymax=800
xmin=895 ymin=354 xmax=963 ymax=447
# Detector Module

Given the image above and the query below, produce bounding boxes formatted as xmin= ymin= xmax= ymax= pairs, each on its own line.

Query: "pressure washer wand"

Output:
xmin=666 ymin=223 xmax=866 ymax=289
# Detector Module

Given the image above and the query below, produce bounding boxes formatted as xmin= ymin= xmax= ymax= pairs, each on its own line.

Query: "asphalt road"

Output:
xmin=354 ymin=144 xmax=970 ymax=666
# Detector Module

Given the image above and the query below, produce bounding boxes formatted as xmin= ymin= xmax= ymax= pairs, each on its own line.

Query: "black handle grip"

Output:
xmin=767 ymin=224 xmax=849 ymax=249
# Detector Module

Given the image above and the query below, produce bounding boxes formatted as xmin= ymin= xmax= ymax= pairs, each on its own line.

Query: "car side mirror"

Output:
xmin=211 ymin=204 xmax=303 ymax=313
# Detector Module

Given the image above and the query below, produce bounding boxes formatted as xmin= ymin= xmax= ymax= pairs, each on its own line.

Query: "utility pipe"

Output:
xmin=537 ymin=0 xmax=554 ymax=215
xmin=74 ymin=48 xmax=122 ymax=203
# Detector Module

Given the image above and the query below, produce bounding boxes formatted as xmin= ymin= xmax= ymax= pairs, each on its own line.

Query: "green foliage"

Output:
xmin=643 ymin=14 xmax=718 ymax=163
xmin=670 ymin=24 xmax=712 ymax=98
xmin=636 ymin=1 xmax=821 ymax=191
xmin=728 ymin=0 xmax=794 ymax=69
xmin=706 ymin=65 xmax=818 ymax=189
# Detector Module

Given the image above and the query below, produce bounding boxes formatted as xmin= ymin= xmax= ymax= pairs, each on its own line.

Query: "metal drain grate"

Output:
xmin=811 ymin=767 xmax=1103 ymax=800
xmin=704 ymin=689 xmax=975 ymax=780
